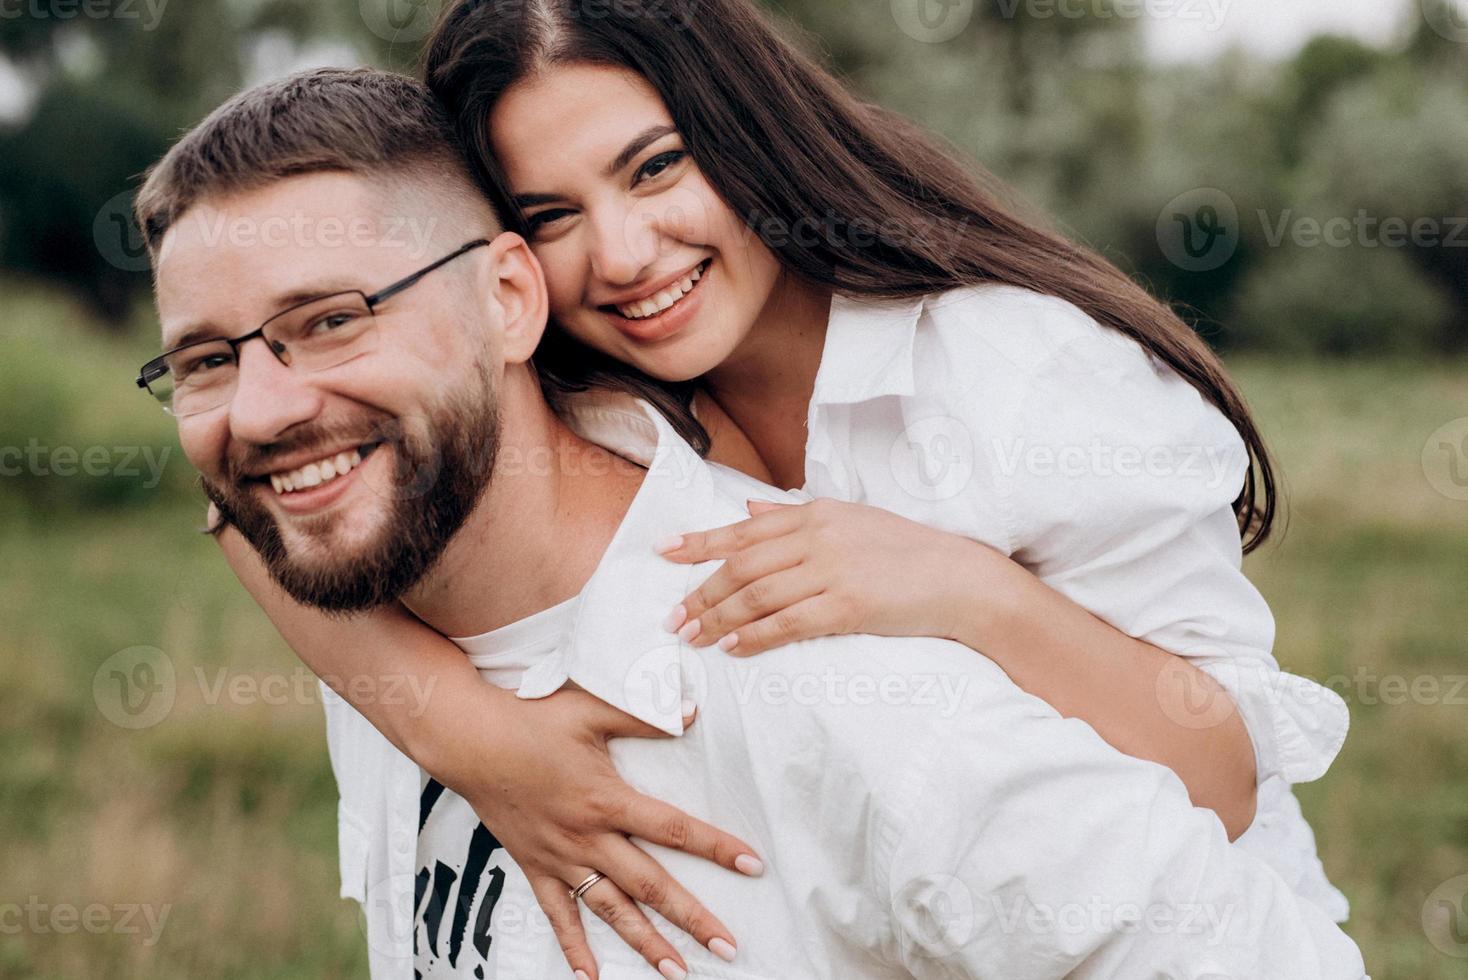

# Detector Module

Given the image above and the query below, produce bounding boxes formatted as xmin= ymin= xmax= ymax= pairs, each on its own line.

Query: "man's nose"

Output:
xmin=589 ymin=202 xmax=665 ymax=285
xmin=227 ymin=339 xmax=324 ymax=445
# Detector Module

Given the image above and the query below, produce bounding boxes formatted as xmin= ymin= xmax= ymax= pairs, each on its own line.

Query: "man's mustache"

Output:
xmin=225 ymin=413 xmax=400 ymax=484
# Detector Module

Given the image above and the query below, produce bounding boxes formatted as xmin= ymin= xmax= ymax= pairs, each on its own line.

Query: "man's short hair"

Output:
xmin=134 ymin=67 xmax=505 ymax=259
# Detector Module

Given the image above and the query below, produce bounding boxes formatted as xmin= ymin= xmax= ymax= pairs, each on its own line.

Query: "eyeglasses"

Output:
xmin=136 ymin=239 xmax=492 ymax=418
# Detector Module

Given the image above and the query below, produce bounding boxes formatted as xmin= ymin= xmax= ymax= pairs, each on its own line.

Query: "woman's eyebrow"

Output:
xmin=604 ymin=124 xmax=678 ymax=178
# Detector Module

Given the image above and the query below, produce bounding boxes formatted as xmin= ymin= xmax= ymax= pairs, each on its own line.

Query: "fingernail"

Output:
xmin=658 ymin=959 xmax=687 ymax=980
xmin=718 ymin=633 xmax=739 ymax=653
xmin=678 ymin=619 xmax=702 ymax=644
xmin=575 ymin=972 xmax=591 ymax=980
xmin=681 ymin=698 xmax=697 ymax=718
xmin=654 ymin=535 xmax=683 ymax=555
xmin=663 ymin=605 xmax=688 ymax=633
xmin=708 ymin=937 xmax=737 ymax=962
xmin=735 ymin=854 xmax=764 ymax=877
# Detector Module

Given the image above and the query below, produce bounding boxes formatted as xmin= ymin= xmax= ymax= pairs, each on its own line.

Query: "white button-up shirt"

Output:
xmin=805 ymin=286 xmax=1349 ymax=919
xmin=324 ymin=392 xmax=1365 ymax=979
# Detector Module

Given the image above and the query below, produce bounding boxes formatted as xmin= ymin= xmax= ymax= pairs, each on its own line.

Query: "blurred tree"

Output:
xmin=0 ymin=0 xmax=383 ymax=327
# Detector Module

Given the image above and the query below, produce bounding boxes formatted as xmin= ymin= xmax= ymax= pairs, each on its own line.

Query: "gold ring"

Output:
xmin=570 ymin=871 xmax=607 ymax=902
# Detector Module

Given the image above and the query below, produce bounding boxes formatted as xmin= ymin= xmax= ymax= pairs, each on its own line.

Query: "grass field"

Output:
xmin=2 ymin=284 xmax=1465 ymax=978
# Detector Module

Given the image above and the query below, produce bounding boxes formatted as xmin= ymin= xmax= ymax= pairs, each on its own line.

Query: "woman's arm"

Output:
xmin=214 ymin=526 xmax=761 ymax=979
xmin=658 ymin=499 xmax=1258 ymax=839
xmin=936 ymin=531 xmax=1258 ymax=837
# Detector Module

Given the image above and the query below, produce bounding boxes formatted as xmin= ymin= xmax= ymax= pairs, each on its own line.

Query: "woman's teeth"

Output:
xmin=270 ymin=448 xmax=365 ymax=494
xmin=616 ymin=262 xmax=705 ymax=320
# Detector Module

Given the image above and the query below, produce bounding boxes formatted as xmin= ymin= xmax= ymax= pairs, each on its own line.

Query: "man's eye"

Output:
xmin=634 ymin=150 xmax=687 ymax=184
xmin=307 ymin=312 xmax=361 ymax=336
xmin=177 ymin=352 xmax=234 ymax=379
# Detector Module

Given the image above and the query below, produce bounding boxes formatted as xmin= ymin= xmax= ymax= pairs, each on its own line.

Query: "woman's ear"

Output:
xmin=484 ymin=230 xmax=548 ymax=364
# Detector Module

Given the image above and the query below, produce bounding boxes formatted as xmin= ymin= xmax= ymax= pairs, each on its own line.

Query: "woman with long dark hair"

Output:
xmin=219 ymin=1 xmax=1349 ymax=976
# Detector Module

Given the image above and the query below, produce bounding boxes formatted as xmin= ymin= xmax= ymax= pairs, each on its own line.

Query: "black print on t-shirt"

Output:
xmin=414 ymin=777 xmax=508 ymax=977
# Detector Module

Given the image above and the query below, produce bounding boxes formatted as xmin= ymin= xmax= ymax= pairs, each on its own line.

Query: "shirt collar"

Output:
xmin=809 ymin=292 xmax=925 ymax=406
xmin=512 ymin=393 xmax=725 ymax=736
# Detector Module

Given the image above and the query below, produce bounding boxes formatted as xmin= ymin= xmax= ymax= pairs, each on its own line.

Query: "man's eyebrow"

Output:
xmin=160 ymin=282 xmax=362 ymax=350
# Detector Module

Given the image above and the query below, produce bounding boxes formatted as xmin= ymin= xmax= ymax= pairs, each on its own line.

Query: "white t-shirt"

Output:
xmin=414 ymin=598 xmax=578 ymax=978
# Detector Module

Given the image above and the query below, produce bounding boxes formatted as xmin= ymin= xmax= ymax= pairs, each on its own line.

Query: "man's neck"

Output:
xmin=402 ymin=376 xmax=647 ymax=638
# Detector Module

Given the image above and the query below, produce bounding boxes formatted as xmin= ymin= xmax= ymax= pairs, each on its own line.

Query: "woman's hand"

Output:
xmin=658 ymin=498 xmax=976 ymax=656
xmin=438 ymin=687 xmax=760 ymax=980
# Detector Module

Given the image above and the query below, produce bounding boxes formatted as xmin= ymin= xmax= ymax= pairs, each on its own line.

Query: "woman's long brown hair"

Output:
xmin=423 ymin=0 xmax=1276 ymax=552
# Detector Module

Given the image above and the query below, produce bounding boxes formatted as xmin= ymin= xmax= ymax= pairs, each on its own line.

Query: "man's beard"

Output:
xmin=203 ymin=386 xmax=500 ymax=614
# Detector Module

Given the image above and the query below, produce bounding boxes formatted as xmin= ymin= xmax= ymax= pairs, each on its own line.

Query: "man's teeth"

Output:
xmin=617 ymin=263 xmax=704 ymax=320
xmin=270 ymin=448 xmax=364 ymax=494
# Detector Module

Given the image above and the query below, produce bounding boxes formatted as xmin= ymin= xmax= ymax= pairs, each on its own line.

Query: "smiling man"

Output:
xmin=133 ymin=68 xmax=1365 ymax=979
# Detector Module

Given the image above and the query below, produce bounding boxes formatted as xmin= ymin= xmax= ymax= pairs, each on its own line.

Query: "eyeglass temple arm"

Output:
xmin=365 ymin=238 xmax=493 ymax=308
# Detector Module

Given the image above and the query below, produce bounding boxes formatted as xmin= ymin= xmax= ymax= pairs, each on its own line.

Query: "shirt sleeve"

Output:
xmin=881 ymin=694 xmax=1366 ymax=979
xmin=992 ymin=316 xmax=1347 ymax=787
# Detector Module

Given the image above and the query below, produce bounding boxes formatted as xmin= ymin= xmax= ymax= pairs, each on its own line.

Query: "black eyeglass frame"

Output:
xmin=135 ymin=238 xmax=493 ymax=401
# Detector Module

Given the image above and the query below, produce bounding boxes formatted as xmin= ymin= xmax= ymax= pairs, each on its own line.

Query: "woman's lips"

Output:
xmin=600 ymin=259 xmax=712 ymax=344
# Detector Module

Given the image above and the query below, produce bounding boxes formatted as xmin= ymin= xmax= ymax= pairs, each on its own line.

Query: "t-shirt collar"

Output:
xmin=511 ymin=393 xmax=718 ymax=736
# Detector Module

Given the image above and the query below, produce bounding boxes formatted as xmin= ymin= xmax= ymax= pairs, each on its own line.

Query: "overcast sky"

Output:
xmin=1143 ymin=0 xmax=1416 ymax=61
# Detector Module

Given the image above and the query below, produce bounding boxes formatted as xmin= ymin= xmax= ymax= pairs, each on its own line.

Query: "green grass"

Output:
xmin=1 ymin=280 xmax=1464 ymax=977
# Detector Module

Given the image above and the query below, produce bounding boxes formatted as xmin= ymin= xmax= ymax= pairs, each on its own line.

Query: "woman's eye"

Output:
xmin=634 ymin=150 xmax=687 ymax=185
xmin=526 ymin=208 xmax=575 ymax=234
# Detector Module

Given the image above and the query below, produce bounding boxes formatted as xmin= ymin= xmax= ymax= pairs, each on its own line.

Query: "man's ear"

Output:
xmin=483 ymin=231 xmax=548 ymax=365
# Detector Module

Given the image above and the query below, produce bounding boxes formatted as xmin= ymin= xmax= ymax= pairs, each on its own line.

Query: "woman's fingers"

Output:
xmin=575 ymin=873 xmax=690 ymax=980
xmin=655 ymin=505 xmax=803 ymax=564
xmin=669 ymin=537 xmax=806 ymax=639
xmin=688 ymin=566 xmax=820 ymax=650
xmin=618 ymin=794 xmax=764 ymax=878
xmin=599 ymin=839 xmax=740 ymax=964
xmin=718 ymin=594 xmax=847 ymax=657
xmin=530 ymin=874 xmax=599 ymax=980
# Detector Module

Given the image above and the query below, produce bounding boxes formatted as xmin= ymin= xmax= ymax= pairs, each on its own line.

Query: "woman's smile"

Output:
xmin=597 ymin=257 xmax=713 ymax=343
